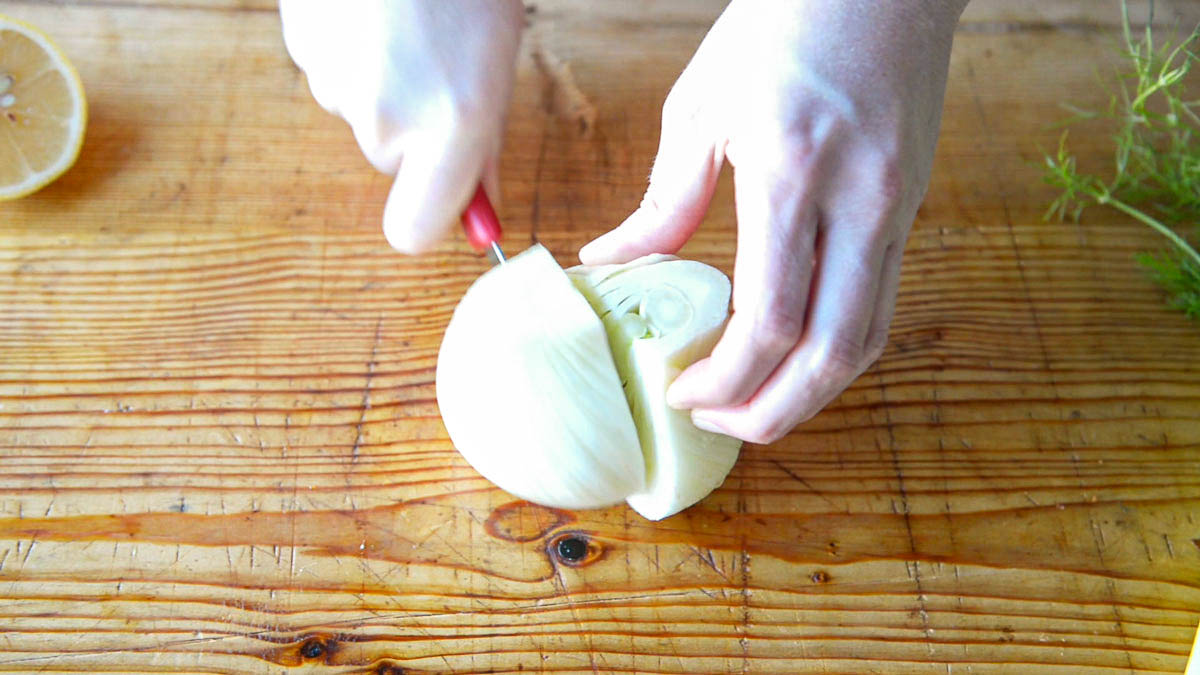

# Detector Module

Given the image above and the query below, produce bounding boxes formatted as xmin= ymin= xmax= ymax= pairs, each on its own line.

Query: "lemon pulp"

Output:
xmin=0 ymin=14 xmax=87 ymax=200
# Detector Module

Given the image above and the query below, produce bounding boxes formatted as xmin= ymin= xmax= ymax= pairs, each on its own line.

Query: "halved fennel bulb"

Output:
xmin=436 ymin=246 xmax=645 ymax=509
xmin=436 ymin=244 xmax=741 ymax=520
xmin=566 ymin=257 xmax=742 ymax=520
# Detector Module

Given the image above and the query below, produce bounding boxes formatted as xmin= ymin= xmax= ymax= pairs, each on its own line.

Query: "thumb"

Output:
xmin=381 ymin=134 xmax=489 ymax=255
xmin=579 ymin=113 xmax=722 ymax=265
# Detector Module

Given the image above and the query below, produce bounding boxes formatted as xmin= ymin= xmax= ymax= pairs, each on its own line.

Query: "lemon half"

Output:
xmin=0 ymin=14 xmax=87 ymax=200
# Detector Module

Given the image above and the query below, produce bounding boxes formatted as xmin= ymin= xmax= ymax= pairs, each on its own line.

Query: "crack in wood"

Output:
xmin=350 ymin=316 xmax=383 ymax=463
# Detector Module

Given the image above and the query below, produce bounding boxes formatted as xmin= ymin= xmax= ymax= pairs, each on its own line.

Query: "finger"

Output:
xmin=278 ymin=1 xmax=346 ymax=117
xmin=863 ymin=240 xmax=904 ymax=364
xmin=349 ymin=109 xmax=406 ymax=174
xmin=480 ymin=148 xmax=503 ymax=214
xmin=278 ymin=0 xmax=312 ymax=68
xmin=690 ymin=224 xmax=887 ymax=444
xmin=666 ymin=160 xmax=819 ymax=410
xmin=382 ymin=133 xmax=487 ymax=254
xmin=578 ymin=99 xmax=721 ymax=265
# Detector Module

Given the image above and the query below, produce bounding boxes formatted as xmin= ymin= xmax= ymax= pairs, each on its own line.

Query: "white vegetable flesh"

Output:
xmin=436 ymin=246 xmax=645 ymax=509
xmin=567 ymin=258 xmax=741 ymax=521
xmin=436 ymin=244 xmax=741 ymax=520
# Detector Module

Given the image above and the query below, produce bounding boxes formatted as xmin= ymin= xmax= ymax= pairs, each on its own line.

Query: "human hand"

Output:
xmin=579 ymin=0 xmax=968 ymax=443
xmin=279 ymin=0 xmax=525 ymax=253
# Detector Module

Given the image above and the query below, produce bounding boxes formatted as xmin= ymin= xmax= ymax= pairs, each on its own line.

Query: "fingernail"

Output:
xmin=692 ymin=414 xmax=728 ymax=435
xmin=578 ymin=236 xmax=611 ymax=264
xmin=666 ymin=363 xmax=706 ymax=408
xmin=578 ymin=241 xmax=599 ymax=262
xmin=665 ymin=383 xmax=688 ymax=409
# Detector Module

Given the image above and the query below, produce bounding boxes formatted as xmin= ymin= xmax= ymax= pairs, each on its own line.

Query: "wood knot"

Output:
xmin=262 ymin=633 xmax=340 ymax=666
xmin=556 ymin=536 xmax=587 ymax=561
xmin=375 ymin=664 xmax=406 ymax=675
xmin=300 ymin=637 xmax=329 ymax=660
xmin=548 ymin=532 xmax=602 ymax=567
xmin=810 ymin=570 xmax=830 ymax=584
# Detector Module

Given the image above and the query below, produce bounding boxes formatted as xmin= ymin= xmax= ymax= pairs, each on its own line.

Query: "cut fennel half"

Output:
xmin=568 ymin=256 xmax=741 ymax=521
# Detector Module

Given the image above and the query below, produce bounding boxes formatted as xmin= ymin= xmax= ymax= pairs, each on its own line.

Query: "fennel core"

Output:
xmin=1041 ymin=1 xmax=1200 ymax=321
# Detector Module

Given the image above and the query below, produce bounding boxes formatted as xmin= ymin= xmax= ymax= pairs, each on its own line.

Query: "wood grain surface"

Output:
xmin=1 ymin=0 xmax=1198 ymax=672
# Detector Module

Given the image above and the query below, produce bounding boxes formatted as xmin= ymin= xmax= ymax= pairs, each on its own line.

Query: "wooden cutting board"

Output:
xmin=1 ymin=1 xmax=1198 ymax=672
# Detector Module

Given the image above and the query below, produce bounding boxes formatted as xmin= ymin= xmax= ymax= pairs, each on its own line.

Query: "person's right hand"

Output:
xmin=279 ymin=0 xmax=525 ymax=253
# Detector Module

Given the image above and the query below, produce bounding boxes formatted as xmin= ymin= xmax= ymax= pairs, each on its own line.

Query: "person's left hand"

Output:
xmin=579 ymin=0 xmax=967 ymax=443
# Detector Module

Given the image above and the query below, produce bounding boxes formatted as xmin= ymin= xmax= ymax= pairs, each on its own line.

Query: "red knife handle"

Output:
xmin=461 ymin=185 xmax=502 ymax=252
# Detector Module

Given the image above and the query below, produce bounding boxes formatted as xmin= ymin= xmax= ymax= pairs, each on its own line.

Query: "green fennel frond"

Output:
xmin=1042 ymin=0 xmax=1200 ymax=322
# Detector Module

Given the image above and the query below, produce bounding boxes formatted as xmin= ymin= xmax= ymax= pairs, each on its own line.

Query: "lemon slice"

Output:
xmin=0 ymin=14 xmax=86 ymax=200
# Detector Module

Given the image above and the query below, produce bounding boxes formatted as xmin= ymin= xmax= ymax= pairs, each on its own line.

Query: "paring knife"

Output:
xmin=460 ymin=184 xmax=506 ymax=265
